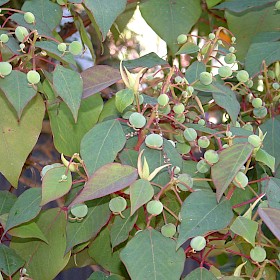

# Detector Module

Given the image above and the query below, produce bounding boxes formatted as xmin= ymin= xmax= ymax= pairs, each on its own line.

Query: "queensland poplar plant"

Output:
xmin=0 ymin=0 xmax=280 ymax=279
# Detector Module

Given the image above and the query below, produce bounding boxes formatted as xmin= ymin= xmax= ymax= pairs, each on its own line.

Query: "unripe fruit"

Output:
xmin=243 ymin=123 xmax=253 ymax=131
xmin=173 ymin=103 xmax=185 ymax=114
xmin=129 ymin=112 xmax=146 ymax=129
xmin=0 ymin=33 xmax=9 ymax=43
xmin=175 ymin=114 xmax=185 ymax=123
xmin=183 ymin=127 xmax=197 ymax=142
xmin=226 ymin=131 xmax=232 ymax=137
xmin=236 ymin=70 xmax=249 ymax=83
xmin=0 ymin=62 xmax=12 ymax=76
xmin=15 ymin=26 xmax=29 ymax=42
xmin=233 ymin=171 xmax=248 ymax=189
xmin=197 ymin=136 xmax=210 ymax=148
xmin=272 ymin=82 xmax=280 ymax=90
xmin=253 ymin=106 xmax=267 ymax=119
xmin=217 ymin=39 xmax=223 ymax=45
xmin=24 ymin=12 xmax=35 ymax=24
xmin=196 ymin=159 xmax=210 ymax=173
xmin=58 ymin=42 xmax=67 ymax=52
xmin=218 ymin=66 xmax=232 ymax=78
xmin=174 ymin=76 xmax=183 ymax=84
xmin=161 ymin=223 xmax=176 ymax=238
xmin=248 ymin=135 xmax=262 ymax=148
xmin=250 ymin=246 xmax=266 ymax=263
xmin=190 ymin=236 xmax=206 ymax=251
xmin=177 ymin=173 xmax=193 ymax=191
xmin=146 ymin=200 xmax=163 ymax=216
xmin=27 ymin=70 xmax=40 ymax=84
xmin=275 ymin=0 xmax=280 ymax=10
xmin=252 ymin=98 xmax=262 ymax=108
xmin=177 ymin=34 xmax=187 ymax=44
xmin=229 ymin=46 xmax=235 ymax=53
xmin=198 ymin=119 xmax=205 ymax=126
xmin=208 ymin=33 xmax=215 ymax=40
xmin=145 ymin=134 xmax=163 ymax=149
xmin=173 ymin=166 xmax=181 ymax=174
xmin=246 ymin=79 xmax=254 ymax=88
xmin=157 ymin=94 xmax=169 ymax=107
xmin=69 ymin=41 xmax=83 ymax=55
xmin=204 ymin=149 xmax=219 ymax=164
xmin=158 ymin=104 xmax=171 ymax=114
xmin=231 ymin=37 xmax=236 ymax=43
xmin=70 ymin=203 xmax=88 ymax=218
xmin=224 ymin=53 xmax=236 ymax=64
xmin=109 ymin=196 xmax=127 ymax=213
xmin=199 ymin=72 xmax=212 ymax=85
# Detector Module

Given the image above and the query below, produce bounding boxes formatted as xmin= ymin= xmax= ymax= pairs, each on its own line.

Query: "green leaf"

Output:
xmin=88 ymin=271 xmax=124 ymax=280
xmin=176 ymin=42 xmax=200 ymax=55
xmin=214 ymin=0 xmax=273 ymax=12
xmin=84 ymin=0 xmax=127 ymax=40
xmin=211 ymin=143 xmax=253 ymax=202
xmin=53 ymin=65 xmax=83 ymax=122
xmin=0 ymin=191 xmax=16 ymax=215
xmin=230 ymin=216 xmax=258 ymax=246
xmin=115 ymin=89 xmax=134 ymax=113
xmin=185 ymin=61 xmax=206 ymax=84
xmin=66 ymin=197 xmax=111 ymax=252
xmin=245 ymin=42 xmax=280 ymax=76
xmin=70 ymin=163 xmax=138 ymax=206
xmin=0 ymin=244 xmax=24 ymax=276
xmin=8 ymin=221 xmax=48 ymax=243
xmin=206 ymin=0 xmax=222 ymax=9
xmin=10 ymin=208 xmax=71 ymax=280
xmin=110 ymin=209 xmax=138 ymax=249
xmin=183 ymin=267 xmax=217 ymax=280
xmin=140 ymin=0 xmax=201 ymax=55
xmin=0 ymin=71 xmax=37 ymax=118
xmin=120 ymin=228 xmax=185 ymax=280
xmin=262 ymin=178 xmax=280 ymax=209
xmin=119 ymin=148 xmax=138 ymax=167
xmin=130 ymin=179 xmax=154 ymax=215
xmin=252 ymin=31 xmax=280 ymax=44
xmin=41 ymin=166 xmax=72 ymax=206
xmin=80 ymin=119 xmax=126 ymax=175
xmin=255 ymin=149 xmax=275 ymax=172
xmin=4 ymin=188 xmax=42 ymax=233
xmin=177 ymin=190 xmax=233 ymax=248
xmin=48 ymin=94 xmax=103 ymax=156
xmin=0 ymin=30 xmax=20 ymax=55
xmin=99 ymin=96 xmax=120 ymax=122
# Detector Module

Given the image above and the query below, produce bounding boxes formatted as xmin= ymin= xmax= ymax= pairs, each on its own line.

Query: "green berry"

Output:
xmin=243 ymin=123 xmax=253 ymax=131
xmin=204 ymin=149 xmax=219 ymax=164
xmin=109 ymin=196 xmax=127 ymax=213
xmin=69 ymin=41 xmax=83 ymax=55
xmin=15 ymin=26 xmax=29 ymax=42
xmin=231 ymin=37 xmax=236 ymax=43
xmin=272 ymin=82 xmax=280 ymax=90
xmin=217 ymin=39 xmax=223 ymax=45
xmin=246 ymin=79 xmax=254 ymax=88
xmin=24 ymin=12 xmax=35 ymax=24
xmin=275 ymin=0 xmax=280 ymax=10
xmin=27 ymin=70 xmax=40 ymax=84
xmin=57 ymin=42 xmax=67 ymax=52
xmin=226 ymin=131 xmax=232 ymax=137
xmin=198 ymin=119 xmax=205 ymax=126
xmin=224 ymin=53 xmax=236 ymax=64
xmin=176 ymin=142 xmax=191 ymax=154
xmin=70 ymin=203 xmax=88 ymax=218
xmin=248 ymin=135 xmax=262 ymax=148
xmin=177 ymin=34 xmax=187 ymax=44
xmin=146 ymin=200 xmax=163 ymax=216
xmin=229 ymin=46 xmax=235 ymax=53
xmin=233 ymin=171 xmax=248 ymax=189
xmin=196 ymin=159 xmax=210 ymax=174
xmin=173 ymin=166 xmax=181 ymax=174
xmin=197 ymin=136 xmax=210 ymax=148
xmin=258 ymin=75 xmax=264 ymax=80
xmin=173 ymin=103 xmax=185 ymax=114
xmin=186 ymin=85 xmax=194 ymax=96
xmin=253 ymin=106 xmax=267 ymax=119
xmin=183 ymin=127 xmax=197 ymax=142
xmin=129 ymin=112 xmax=146 ymax=129
xmin=157 ymin=94 xmax=169 ymax=106
xmin=161 ymin=223 xmax=176 ymax=238
xmin=218 ymin=66 xmax=232 ymax=78
xmin=174 ymin=76 xmax=183 ymax=84
xmin=0 ymin=62 xmax=12 ymax=76
xmin=158 ymin=104 xmax=171 ymax=114
xmin=145 ymin=134 xmax=163 ymax=149
xmin=208 ymin=33 xmax=215 ymax=40
xmin=0 ymin=33 xmax=9 ymax=43
xmin=177 ymin=173 xmax=193 ymax=191
xmin=175 ymin=114 xmax=185 ymax=123
xmin=236 ymin=70 xmax=249 ymax=83
xmin=252 ymin=98 xmax=262 ymax=108
xmin=190 ymin=236 xmax=206 ymax=251
xmin=250 ymin=246 xmax=266 ymax=263
xmin=199 ymin=72 xmax=212 ymax=85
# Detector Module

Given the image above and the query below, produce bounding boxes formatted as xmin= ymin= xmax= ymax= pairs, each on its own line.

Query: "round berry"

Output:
xmin=158 ymin=104 xmax=171 ymax=115
xmin=24 ymin=12 xmax=35 ymax=24
xmin=217 ymin=39 xmax=223 ymax=45
xmin=196 ymin=159 xmax=210 ymax=173
xmin=109 ymin=196 xmax=127 ymax=213
xmin=229 ymin=46 xmax=235 ymax=53
xmin=0 ymin=62 xmax=12 ymax=76
xmin=248 ymin=134 xmax=262 ymax=148
xmin=177 ymin=173 xmax=193 ymax=191
xmin=177 ymin=34 xmax=187 ymax=44
xmin=173 ymin=166 xmax=181 ymax=174
xmin=272 ymin=82 xmax=280 ymax=90
xmin=70 ymin=203 xmax=88 ymax=218
xmin=275 ymin=0 xmax=280 ymax=10
xmin=218 ymin=66 xmax=233 ymax=78
xmin=175 ymin=114 xmax=185 ymax=123
xmin=236 ymin=70 xmax=249 ymax=83
xmin=173 ymin=103 xmax=185 ymax=114
xmin=224 ymin=53 xmax=236 ymax=64
xmin=183 ymin=127 xmax=197 ymax=142
xmin=161 ymin=223 xmax=176 ymax=238
xmin=231 ymin=37 xmax=236 ymax=43
xmin=146 ymin=200 xmax=163 ymax=216
xmin=0 ymin=33 xmax=9 ymax=43
xmin=69 ymin=41 xmax=83 ymax=55
xmin=198 ymin=119 xmax=205 ymax=126
xmin=157 ymin=94 xmax=169 ymax=107
xmin=208 ymin=33 xmax=215 ymax=40
xmin=129 ymin=112 xmax=146 ymax=129
xmin=186 ymin=85 xmax=194 ymax=96
xmin=15 ymin=26 xmax=29 ymax=42
xmin=243 ymin=123 xmax=253 ymax=131
xmin=226 ymin=131 xmax=232 ymax=137
xmin=252 ymin=98 xmax=262 ymax=108
xmin=199 ymin=72 xmax=212 ymax=85
xmin=190 ymin=236 xmax=206 ymax=251
xmin=233 ymin=171 xmax=248 ymax=189
xmin=27 ymin=70 xmax=40 ymax=84
xmin=246 ymin=79 xmax=254 ymax=88
xmin=253 ymin=106 xmax=267 ymax=119
xmin=250 ymin=246 xmax=266 ymax=263
xmin=145 ymin=134 xmax=163 ymax=149
xmin=204 ymin=149 xmax=219 ymax=164
xmin=174 ymin=76 xmax=183 ymax=84
xmin=198 ymin=136 xmax=210 ymax=149
xmin=58 ymin=42 xmax=67 ymax=52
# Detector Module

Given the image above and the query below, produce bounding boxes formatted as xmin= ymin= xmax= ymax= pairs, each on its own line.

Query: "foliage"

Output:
xmin=0 ymin=0 xmax=280 ymax=279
